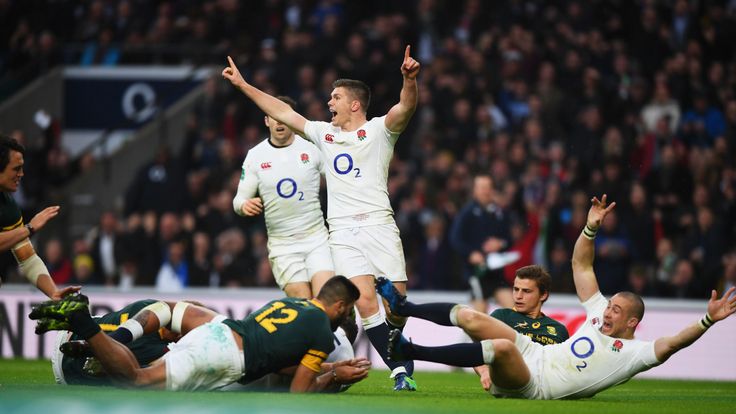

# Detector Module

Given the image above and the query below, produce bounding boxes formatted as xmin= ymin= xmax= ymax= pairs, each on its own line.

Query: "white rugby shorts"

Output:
xmin=268 ymin=227 xmax=334 ymax=289
xmin=491 ymin=332 xmax=546 ymax=399
xmin=329 ymin=223 xmax=407 ymax=281
xmin=164 ymin=321 xmax=244 ymax=391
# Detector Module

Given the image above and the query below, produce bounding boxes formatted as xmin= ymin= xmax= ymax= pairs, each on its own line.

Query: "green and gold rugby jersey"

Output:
xmin=62 ymin=299 xmax=172 ymax=385
xmin=223 ymin=297 xmax=335 ymax=384
xmin=0 ymin=192 xmax=23 ymax=232
xmin=491 ymin=308 xmax=569 ymax=345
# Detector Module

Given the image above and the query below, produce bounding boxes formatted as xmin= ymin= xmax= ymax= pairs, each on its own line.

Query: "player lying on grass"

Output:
xmin=49 ymin=299 xmax=181 ymax=385
xmin=52 ymin=298 xmax=364 ymax=392
xmin=376 ymin=194 xmax=736 ymax=399
xmin=33 ymin=276 xmax=368 ymax=392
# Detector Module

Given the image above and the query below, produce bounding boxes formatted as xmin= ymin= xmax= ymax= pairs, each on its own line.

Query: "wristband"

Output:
xmin=698 ymin=313 xmax=714 ymax=330
xmin=25 ymin=223 xmax=35 ymax=237
xmin=331 ymin=367 xmax=338 ymax=382
xmin=582 ymin=224 xmax=598 ymax=240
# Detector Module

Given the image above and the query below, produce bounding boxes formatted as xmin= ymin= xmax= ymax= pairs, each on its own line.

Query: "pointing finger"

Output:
xmin=227 ymin=55 xmax=235 ymax=68
xmin=404 ymin=45 xmax=411 ymax=60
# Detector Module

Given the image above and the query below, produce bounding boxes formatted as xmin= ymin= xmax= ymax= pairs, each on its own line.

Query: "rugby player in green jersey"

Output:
xmin=51 ymin=299 xmax=180 ymax=385
xmin=475 ymin=265 xmax=569 ymax=390
xmin=32 ymin=276 xmax=367 ymax=392
xmin=0 ymin=135 xmax=79 ymax=299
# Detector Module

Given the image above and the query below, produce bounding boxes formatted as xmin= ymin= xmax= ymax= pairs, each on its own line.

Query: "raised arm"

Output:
xmin=385 ymin=45 xmax=420 ymax=133
xmin=654 ymin=287 xmax=736 ymax=363
xmin=222 ymin=56 xmax=307 ymax=136
xmin=570 ymin=195 xmax=616 ymax=302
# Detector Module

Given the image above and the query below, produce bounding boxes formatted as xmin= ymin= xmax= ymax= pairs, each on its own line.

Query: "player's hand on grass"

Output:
xmin=29 ymin=206 xmax=60 ymax=232
xmin=586 ymin=194 xmax=616 ymax=230
xmin=400 ymin=45 xmax=420 ymax=80
xmin=473 ymin=365 xmax=491 ymax=391
xmin=241 ymin=197 xmax=263 ymax=216
xmin=223 ymin=56 xmax=247 ymax=89
xmin=328 ymin=358 xmax=371 ymax=384
xmin=706 ymin=287 xmax=736 ymax=323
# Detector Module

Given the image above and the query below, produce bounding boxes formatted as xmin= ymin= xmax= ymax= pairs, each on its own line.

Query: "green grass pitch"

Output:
xmin=1 ymin=359 xmax=734 ymax=414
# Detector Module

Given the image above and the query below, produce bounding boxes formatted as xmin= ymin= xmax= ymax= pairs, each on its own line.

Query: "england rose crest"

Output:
xmin=357 ymin=129 xmax=367 ymax=141
xmin=301 ymin=153 xmax=310 ymax=164
xmin=611 ymin=340 xmax=623 ymax=352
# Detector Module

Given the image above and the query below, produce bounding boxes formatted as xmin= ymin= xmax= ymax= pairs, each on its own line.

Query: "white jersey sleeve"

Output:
xmin=539 ymin=292 xmax=661 ymax=399
xmin=234 ymin=138 xmax=327 ymax=238
xmin=232 ymin=151 xmax=260 ymax=216
xmin=303 ymin=117 xmax=399 ymax=230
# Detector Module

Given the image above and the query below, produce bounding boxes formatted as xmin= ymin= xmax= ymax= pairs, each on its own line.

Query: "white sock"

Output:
xmin=480 ymin=340 xmax=495 ymax=364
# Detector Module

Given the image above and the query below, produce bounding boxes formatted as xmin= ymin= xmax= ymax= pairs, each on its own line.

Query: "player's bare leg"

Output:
xmin=309 ymin=270 xmax=334 ymax=299
xmin=493 ymin=287 xmax=514 ymax=309
xmin=486 ymin=339 xmax=531 ymax=389
xmin=454 ymin=307 xmax=517 ymax=342
xmin=284 ymin=282 xmax=313 ymax=299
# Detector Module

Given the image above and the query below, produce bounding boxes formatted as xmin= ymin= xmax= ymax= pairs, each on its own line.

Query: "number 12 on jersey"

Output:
xmin=255 ymin=301 xmax=298 ymax=333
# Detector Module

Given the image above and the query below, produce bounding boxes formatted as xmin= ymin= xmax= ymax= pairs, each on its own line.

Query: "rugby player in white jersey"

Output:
xmin=223 ymin=46 xmax=421 ymax=390
xmin=377 ymin=194 xmax=736 ymax=399
xmin=232 ymin=96 xmax=334 ymax=299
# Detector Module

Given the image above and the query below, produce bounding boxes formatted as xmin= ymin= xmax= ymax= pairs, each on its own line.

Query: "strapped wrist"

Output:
xmin=698 ymin=313 xmax=714 ymax=330
xmin=582 ymin=224 xmax=598 ymax=240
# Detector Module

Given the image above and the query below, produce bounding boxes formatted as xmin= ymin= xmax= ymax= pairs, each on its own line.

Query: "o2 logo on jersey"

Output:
xmin=324 ymin=134 xmax=334 ymax=143
xmin=570 ymin=336 xmax=595 ymax=372
xmin=276 ymin=178 xmax=304 ymax=200
xmin=333 ymin=153 xmax=361 ymax=178
xmin=260 ymin=162 xmax=272 ymax=170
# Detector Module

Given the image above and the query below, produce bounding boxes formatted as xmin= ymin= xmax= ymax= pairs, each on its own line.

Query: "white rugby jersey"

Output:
xmin=233 ymin=137 xmax=326 ymax=238
xmin=303 ymin=116 xmax=398 ymax=230
xmin=538 ymin=292 xmax=661 ymax=399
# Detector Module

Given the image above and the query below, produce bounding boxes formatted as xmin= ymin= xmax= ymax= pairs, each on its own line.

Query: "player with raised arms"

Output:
xmin=223 ymin=45 xmax=421 ymax=390
xmin=377 ymin=195 xmax=736 ymax=399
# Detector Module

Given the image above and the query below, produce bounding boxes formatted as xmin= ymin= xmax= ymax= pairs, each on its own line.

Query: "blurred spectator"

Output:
xmin=88 ymin=210 xmax=123 ymax=286
xmin=450 ymin=174 xmax=512 ymax=311
xmin=43 ymin=238 xmax=72 ymax=285
xmin=155 ymin=237 xmax=189 ymax=292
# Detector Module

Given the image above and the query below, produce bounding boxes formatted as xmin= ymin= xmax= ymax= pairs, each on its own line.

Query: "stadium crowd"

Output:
xmin=2 ymin=0 xmax=736 ymax=299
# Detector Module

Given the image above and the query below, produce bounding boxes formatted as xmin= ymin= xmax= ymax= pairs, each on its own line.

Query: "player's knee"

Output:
xmin=457 ymin=307 xmax=484 ymax=329
xmin=492 ymin=339 xmax=516 ymax=357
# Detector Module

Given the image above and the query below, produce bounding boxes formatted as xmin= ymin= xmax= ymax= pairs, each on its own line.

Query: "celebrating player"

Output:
xmin=0 ymin=135 xmax=79 ymax=299
xmin=223 ymin=46 xmax=421 ymax=390
xmin=32 ymin=276 xmax=365 ymax=392
xmin=232 ymin=96 xmax=334 ymax=299
xmin=377 ymin=195 xmax=736 ymax=399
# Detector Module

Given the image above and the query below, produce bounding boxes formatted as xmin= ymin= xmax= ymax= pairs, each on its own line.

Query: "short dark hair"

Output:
xmin=317 ymin=275 xmax=360 ymax=305
xmin=618 ymin=291 xmax=645 ymax=323
xmin=515 ymin=265 xmax=552 ymax=302
xmin=276 ymin=95 xmax=297 ymax=109
xmin=0 ymin=134 xmax=25 ymax=172
xmin=332 ymin=79 xmax=371 ymax=112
